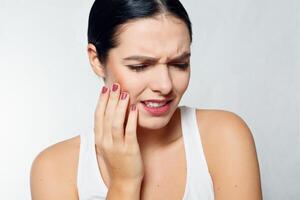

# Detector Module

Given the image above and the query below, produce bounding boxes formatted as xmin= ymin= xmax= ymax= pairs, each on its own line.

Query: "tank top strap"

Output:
xmin=180 ymin=106 xmax=210 ymax=173
xmin=77 ymin=130 xmax=107 ymax=199
xmin=180 ymin=105 xmax=215 ymax=199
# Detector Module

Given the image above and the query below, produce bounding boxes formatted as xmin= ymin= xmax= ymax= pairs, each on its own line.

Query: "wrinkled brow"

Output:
xmin=122 ymin=52 xmax=191 ymax=63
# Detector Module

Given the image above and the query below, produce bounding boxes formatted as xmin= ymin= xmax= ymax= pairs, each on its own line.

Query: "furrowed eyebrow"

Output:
xmin=123 ymin=55 xmax=157 ymax=62
xmin=168 ymin=52 xmax=191 ymax=62
xmin=122 ymin=52 xmax=191 ymax=63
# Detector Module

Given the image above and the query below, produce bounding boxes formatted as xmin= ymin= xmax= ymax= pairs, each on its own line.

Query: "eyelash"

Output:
xmin=127 ymin=63 xmax=190 ymax=72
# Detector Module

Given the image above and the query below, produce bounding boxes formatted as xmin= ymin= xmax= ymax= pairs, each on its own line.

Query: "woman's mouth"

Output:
xmin=140 ymin=99 xmax=173 ymax=116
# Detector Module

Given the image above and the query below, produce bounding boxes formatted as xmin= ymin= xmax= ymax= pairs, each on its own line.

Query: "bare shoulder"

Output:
xmin=195 ymin=109 xmax=255 ymax=144
xmin=195 ymin=109 xmax=262 ymax=200
xmin=30 ymin=135 xmax=81 ymax=200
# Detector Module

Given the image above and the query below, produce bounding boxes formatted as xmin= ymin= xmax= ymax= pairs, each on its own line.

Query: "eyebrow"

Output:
xmin=122 ymin=52 xmax=191 ymax=63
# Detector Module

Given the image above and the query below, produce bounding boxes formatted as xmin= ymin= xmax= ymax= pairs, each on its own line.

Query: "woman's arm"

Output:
xmin=197 ymin=110 xmax=263 ymax=200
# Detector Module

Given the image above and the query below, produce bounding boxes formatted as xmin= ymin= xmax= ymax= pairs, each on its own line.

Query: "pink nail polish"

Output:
xmin=131 ymin=104 xmax=136 ymax=111
xmin=101 ymin=86 xmax=108 ymax=94
xmin=112 ymin=83 xmax=118 ymax=92
xmin=121 ymin=92 xmax=128 ymax=100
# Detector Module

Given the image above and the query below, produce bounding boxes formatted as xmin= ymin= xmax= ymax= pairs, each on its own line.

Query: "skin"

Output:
xmin=30 ymin=13 xmax=263 ymax=200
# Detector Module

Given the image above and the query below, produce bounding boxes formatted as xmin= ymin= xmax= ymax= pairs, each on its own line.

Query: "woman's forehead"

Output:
xmin=115 ymin=16 xmax=191 ymax=57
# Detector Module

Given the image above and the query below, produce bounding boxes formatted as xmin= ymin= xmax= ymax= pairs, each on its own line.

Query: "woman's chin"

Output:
xmin=137 ymin=118 xmax=170 ymax=130
xmin=137 ymin=105 xmax=177 ymax=130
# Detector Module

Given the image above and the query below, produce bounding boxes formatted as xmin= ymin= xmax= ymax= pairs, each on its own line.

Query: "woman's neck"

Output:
xmin=136 ymin=108 xmax=181 ymax=155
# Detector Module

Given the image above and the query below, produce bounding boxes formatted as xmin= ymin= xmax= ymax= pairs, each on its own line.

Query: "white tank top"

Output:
xmin=77 ymin=105 xmax=215 ymax=199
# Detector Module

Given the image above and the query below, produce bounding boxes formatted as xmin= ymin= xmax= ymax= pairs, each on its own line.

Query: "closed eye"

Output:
xmin=126 ymin=63 xmax=189 ymax=72
xmin=171 ymin=63 xmax=190 ymax=69
xmin=126 ymin=64 xmax=150 ymax=72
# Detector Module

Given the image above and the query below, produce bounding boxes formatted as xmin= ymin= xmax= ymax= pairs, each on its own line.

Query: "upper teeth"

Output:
xmin=144 ymin=102 xmax=167 ymax=107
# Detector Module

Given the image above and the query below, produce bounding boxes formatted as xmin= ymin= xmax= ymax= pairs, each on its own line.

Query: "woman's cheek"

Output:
xmin=115 ymin=71 xmax=142 ymax=96
xmin=110 ymin=67 xmax=130 ymax=87
xmin=170 ymin=68 xmax=188 ymax=83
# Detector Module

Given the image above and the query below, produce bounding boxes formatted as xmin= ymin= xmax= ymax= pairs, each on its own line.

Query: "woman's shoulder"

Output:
xmin=30 ymin=135 xmax=81 ymax=198
xmin=31 ymin=134 xmax=81 ymax=169
xmin=195 ymin=108 xmax=262 ymax=198
xmin=194 ymin=108 xmax=255 ymax=165
xmin=195 ymin=108 xmax=257 ymax=156
xmin=195 ymin=108 xmax=251 ymax=134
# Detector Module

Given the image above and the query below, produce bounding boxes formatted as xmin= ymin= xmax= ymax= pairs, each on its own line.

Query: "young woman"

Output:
xmin=30 ymin=0 xmax=263 ymax=199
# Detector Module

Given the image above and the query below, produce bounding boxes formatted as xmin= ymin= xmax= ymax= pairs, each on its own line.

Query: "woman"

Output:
xmin=30 ymin=0 xmax=262 ymax=199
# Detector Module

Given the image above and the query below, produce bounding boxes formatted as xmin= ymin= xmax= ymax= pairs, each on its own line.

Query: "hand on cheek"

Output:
xmin=94 ymin=82 xmax=144 ymax=184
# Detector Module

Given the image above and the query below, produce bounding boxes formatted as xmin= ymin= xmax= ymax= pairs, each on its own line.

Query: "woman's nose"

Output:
xmin=149 ymin=64 xmax=173 ymax=95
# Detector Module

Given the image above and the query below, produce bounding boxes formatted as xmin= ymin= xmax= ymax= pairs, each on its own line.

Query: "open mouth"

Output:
xmin=140 ymin=99 xmax=173 ymax=115
xmin=141 ymin=100 xmax=173 ymax=108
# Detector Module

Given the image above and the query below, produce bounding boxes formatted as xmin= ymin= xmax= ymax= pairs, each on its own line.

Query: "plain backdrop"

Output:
xmin=0 ymin=0 xmax=299 ymax=199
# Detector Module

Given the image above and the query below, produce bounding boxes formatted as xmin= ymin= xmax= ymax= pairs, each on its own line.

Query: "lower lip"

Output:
xmin=141 ymin=101 xmax=172 ymax=116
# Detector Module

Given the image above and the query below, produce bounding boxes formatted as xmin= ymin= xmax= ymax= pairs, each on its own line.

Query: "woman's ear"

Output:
xmin=87 ymin=43 xmax=106 ymax=79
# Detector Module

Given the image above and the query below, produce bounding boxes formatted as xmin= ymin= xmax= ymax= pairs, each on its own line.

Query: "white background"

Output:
xmin=0 ymin=0 xmax=299 ymax=199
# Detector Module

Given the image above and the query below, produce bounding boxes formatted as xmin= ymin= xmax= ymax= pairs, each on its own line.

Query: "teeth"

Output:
xmin=144 ymin=102 xmax=167 ymax=108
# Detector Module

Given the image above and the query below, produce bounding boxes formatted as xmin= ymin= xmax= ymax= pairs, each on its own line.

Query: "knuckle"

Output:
xmin=111 ymin=122 xmax=122 ymax=132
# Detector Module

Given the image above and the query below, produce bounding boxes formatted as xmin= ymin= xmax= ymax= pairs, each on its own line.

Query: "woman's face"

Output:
xmin=99 ymin=15 xmax=191 ymax=130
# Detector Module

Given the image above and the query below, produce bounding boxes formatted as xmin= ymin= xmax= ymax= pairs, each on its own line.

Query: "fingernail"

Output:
xmin=101 ymin=86 xmax=108 ymax=94
xmin=121 ymin=92 xmax=128 ymax=100
xmin=131 ymin=104 xmax=136 ymax=111
xmin=112 ymin=83 xmax=118 ymax=92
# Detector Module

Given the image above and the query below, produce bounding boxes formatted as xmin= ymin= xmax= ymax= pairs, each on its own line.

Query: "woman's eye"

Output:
xmin=126 ymin=62 xmax=190 ymax=72
xmin=172 ymin=63 xmax=190 ymax=69
xmin=126 ymin=64 xmax=149 ymax=72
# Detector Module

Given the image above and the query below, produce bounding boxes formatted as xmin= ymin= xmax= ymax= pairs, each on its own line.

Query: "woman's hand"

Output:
xmin=94 ymin=82 xmax=144 ymax=185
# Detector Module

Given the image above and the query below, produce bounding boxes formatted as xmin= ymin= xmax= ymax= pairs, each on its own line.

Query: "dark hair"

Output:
xmin=87 ymin=0 xmax=192 ymax=65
